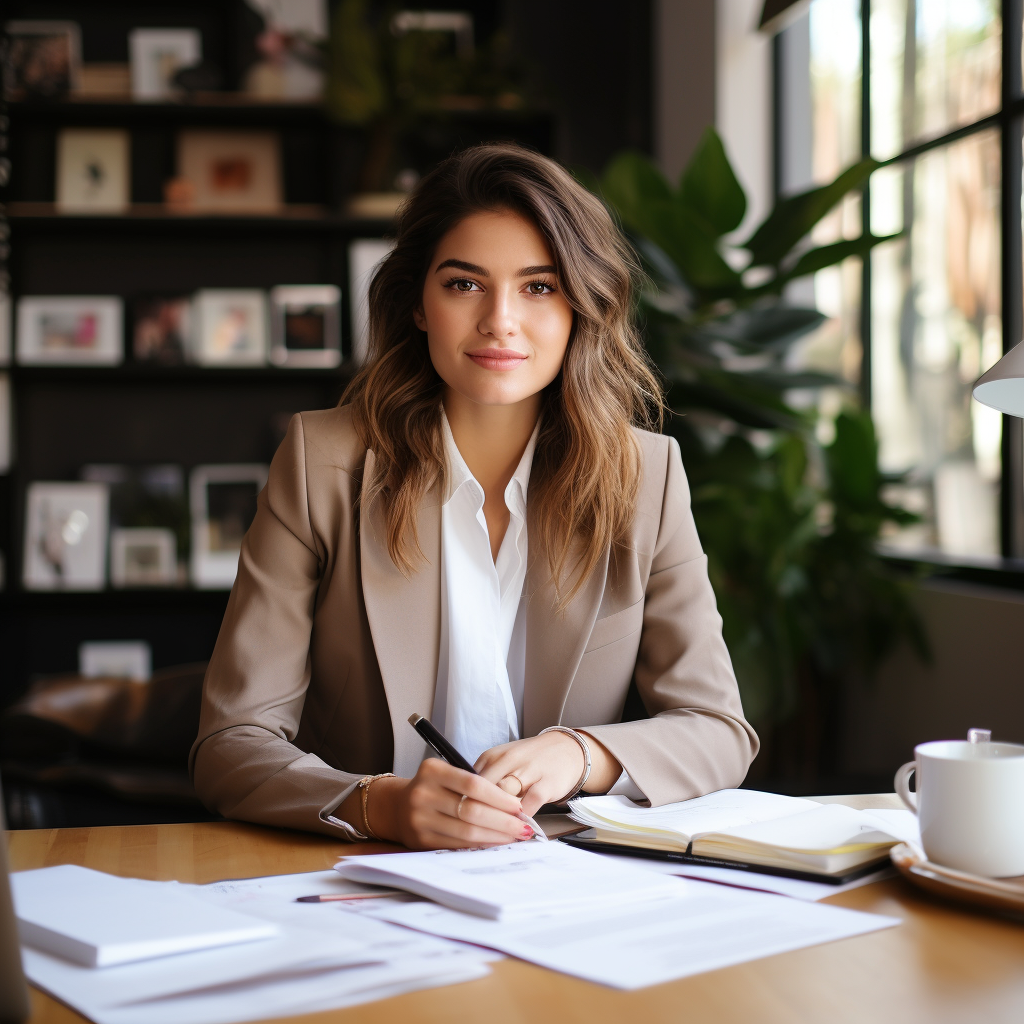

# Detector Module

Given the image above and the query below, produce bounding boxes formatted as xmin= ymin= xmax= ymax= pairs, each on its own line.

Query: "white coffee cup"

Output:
xmin=895 ymin=730 xmax=1024 ymax=878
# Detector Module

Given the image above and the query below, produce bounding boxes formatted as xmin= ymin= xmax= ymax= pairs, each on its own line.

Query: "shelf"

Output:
xmin=8 ymin=364 xmax=355 ymax=384
xmin=0 ymin=588 xmax=232 ymax=614
xmin=7 ymin=203 xmax=394 ymax=235
xmin=7 ymin=95 xmax=330 ymax=126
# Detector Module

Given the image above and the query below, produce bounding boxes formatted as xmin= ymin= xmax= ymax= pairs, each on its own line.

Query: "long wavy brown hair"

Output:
xmin=342 ymin=143 xmax=662 ymax=604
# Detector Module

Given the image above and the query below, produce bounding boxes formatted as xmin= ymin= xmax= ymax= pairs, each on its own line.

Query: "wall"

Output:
xmin=841 ymin=580 xmax=1024 ymax=780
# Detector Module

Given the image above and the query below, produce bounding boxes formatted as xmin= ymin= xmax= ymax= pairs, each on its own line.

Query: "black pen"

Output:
xmin=408 ymin=713 xmax=548 ymax=841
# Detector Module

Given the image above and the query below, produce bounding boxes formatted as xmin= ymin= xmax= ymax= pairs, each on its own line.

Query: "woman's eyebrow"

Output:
xmin=435 ymin=258 xmax=488 ymax=275
xmin=518 ymin=265 xmax=556 ymax=276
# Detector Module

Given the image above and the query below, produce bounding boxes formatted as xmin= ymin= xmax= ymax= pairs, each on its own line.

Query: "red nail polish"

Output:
xmin=522 ymin=825 xmax=534 ymax=837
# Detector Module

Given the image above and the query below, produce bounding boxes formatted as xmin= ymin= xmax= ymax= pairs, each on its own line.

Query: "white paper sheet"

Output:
xmin=22 ymin=871 xmax=495 ymax=1024
xmin=335 ymin=839 xmax=685 ymax=919
xmin=357 ymin=878 xmax=900 ymax=989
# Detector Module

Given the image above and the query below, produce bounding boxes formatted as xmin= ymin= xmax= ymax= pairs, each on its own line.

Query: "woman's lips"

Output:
xmin=467 ymin=349 xmax=528 ymax=371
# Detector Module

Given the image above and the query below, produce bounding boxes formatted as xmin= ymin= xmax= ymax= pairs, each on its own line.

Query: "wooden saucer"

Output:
xmin=891 ymin=843 xmax=1024 ymax=920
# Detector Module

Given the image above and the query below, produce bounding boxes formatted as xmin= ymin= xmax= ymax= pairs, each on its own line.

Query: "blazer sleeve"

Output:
xmin=188 ymin=413 xmax=363 ymax=837
xmin=579 ymin=436 xmax=759 ymax=806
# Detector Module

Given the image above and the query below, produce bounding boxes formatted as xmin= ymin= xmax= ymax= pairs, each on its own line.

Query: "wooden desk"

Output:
xmin=9 ymin=806 xmax=1024 ymax=1024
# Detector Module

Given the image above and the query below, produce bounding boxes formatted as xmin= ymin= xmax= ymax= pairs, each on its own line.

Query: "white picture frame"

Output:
xmin=348 ymin=238 xmax=394 ymax=364
xmin=190 ymin=464 xmax=268 ymax=589
xmin=79 ymin=640 xmax=152 ymax=682
xmin=192 ymin=290 xmax=267 ymax=366
xmin=16 ymin=296 xmax=123 ymax=365
xmin=110 ymin=527 xmax=177 ymax=588
xmin=23 ymin=482 xmax=108 ymax=591
xmin=269 ymin=285 xmax=341 ymax=368
xmin=56 ymin=128 xmax=130 ymax=214
xmin=129 ymin=28 xmax=201 ymax=100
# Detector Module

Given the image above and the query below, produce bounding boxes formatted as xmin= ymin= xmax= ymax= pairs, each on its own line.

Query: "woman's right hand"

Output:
xmin=364 ymin=758 xmax=533 ymax=850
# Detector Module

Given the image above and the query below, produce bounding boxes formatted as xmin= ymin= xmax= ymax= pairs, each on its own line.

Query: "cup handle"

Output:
xmin=894 ymin=761 xmax=917 ymax=812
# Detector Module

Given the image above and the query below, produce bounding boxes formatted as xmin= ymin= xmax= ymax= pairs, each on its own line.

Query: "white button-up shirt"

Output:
xmin=430 ymin=412 xmax=537 ymax=765
xmin=429 ymin=411 xmax=642 ymax=800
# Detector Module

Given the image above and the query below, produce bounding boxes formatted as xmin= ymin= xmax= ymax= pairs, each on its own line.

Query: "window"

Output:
xmin=776 ymin=0 xmax=1022 ymax=562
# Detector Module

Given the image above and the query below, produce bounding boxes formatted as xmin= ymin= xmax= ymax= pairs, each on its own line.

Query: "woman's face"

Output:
xmin=415 ymin=209 xmax=574 ymax=411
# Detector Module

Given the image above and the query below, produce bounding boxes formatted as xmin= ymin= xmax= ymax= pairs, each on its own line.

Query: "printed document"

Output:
xmin=335 ymin=839 xmax=685 ymax=919
xmin=357 ymin=876 xmax=900 ymax=989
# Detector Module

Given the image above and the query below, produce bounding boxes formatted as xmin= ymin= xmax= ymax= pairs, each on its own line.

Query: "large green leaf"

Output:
xmin=325 ymin=0 xmax=387 ymax=125
xmin=679 ymin=127 xmax=747 ymax=237
xmin=641 ymin=201 xmax=742 ymax=293
xmin=701 ymin=306 xmax=826 ymax=351
xmin=743 ymin=157 xmax=880 ymax=267
xmin=600 ymin=152 xmax=673 ymax=235
xmin=782 ymin=232 xmax=902 ymax=283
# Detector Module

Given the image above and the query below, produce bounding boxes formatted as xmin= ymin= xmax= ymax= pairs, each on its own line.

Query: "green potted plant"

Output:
xmin=592 ymin=130 xmax=927 ymax=785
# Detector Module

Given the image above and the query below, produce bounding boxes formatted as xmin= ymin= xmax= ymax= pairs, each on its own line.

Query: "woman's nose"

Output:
xmin=478 ymin=288 xmax=519 ymax=338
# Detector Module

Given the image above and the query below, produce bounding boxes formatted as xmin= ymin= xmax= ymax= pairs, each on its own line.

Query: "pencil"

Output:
xmin=295 ymin=891 xmax=397 ymax=903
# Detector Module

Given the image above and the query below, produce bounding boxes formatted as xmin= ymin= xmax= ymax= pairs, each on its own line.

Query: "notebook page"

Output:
xmin=698 ymin=804 xmax=920 ymax=854
xmin=569 ymin=789 xmax=818 ymax=842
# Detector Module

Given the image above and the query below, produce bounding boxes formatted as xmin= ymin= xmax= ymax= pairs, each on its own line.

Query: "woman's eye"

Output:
xmin=527 ymin=281 xmax=554 ymax=295
xmin=447 ymin=278 xmax=479 ymax=292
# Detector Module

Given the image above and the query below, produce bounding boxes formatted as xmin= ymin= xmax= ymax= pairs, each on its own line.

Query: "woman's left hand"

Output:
xmin=475 ymin=731 xmax=622 ymax=816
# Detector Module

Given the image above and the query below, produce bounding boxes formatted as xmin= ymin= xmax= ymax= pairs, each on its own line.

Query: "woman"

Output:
xmin=190 ymin=143 xmax=758 ymax=850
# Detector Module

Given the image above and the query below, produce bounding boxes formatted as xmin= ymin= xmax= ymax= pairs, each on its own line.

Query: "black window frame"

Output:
xmin=773 ymin=0 xmax=1024 ymax=582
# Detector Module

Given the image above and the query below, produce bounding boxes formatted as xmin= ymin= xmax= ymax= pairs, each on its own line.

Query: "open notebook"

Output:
xmin=567 ymin=790 xmax=920 ymax=878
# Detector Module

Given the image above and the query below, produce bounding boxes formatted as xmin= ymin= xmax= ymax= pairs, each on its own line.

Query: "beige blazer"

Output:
xmin=189 ymin=405 xmax=758 ymax=837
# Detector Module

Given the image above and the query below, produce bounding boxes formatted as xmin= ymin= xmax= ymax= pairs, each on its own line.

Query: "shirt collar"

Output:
xmin=440 ymin=408 xmax=541 ymax=509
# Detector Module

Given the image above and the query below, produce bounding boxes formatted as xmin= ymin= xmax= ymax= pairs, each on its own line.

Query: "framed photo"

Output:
xmin=132 ymin=294 xmax=192 ymax=364
xmin=190 ymin=464 xmax=268 ymax=589
xmin=23 ymin=482 xmax=108 ymax=591
xmin=3 ymin=21 xmax=81 ymax=101
xmin=16 ymin=296 xmax=123 ymax=365
xmin=129 ymin=28 xmax=201 ymax=100
xmin=177 ymin=131 xmax=282 ymax=214
xmin=269 ymin=285 xmax=341 ymax=368
xmin=110 ymin=527 xmax=177 ymax=587
xmin=56 ymin=128 xmax=130 ymax=214
xmin=192 ymin=290 xmax=267 ymax=366
xmin=79 ymin=640 xmax=152 ymax=681
xmin=348 ymin=238 xmax=394 ymax=364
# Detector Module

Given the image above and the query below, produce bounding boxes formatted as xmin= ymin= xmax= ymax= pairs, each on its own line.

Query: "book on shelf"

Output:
xmin=567 ymin=789 xmax=920 ymax=877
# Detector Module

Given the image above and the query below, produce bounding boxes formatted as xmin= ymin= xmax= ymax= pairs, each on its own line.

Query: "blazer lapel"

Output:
xmin=359 ymin=450 xmax=441 ymax=777
xmin=522 ymin=509 xmax=610 ymax=736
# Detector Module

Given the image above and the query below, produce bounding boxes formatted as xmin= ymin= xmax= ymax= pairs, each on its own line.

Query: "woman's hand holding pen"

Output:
xmin=351 ymin=759 xmax=532 ymax=850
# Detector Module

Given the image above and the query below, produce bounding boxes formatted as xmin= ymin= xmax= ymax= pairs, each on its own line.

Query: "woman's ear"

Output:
xmin=413 ymin=307 xmax=427 ymax=332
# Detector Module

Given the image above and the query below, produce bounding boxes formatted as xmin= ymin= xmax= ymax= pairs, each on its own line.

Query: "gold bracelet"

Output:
xmin=358 ymin=773 xmax=396 ymax=841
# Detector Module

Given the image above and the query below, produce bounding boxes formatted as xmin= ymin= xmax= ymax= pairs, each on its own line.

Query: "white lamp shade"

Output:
xmin=973 ymin=340 xmax=1024 ymax=417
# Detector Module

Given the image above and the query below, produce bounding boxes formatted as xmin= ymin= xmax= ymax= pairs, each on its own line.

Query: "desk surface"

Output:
xmin=8 ymin=797 xmax=1024 ymax=1024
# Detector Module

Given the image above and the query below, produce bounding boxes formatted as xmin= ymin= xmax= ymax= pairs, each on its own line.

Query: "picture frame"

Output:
xmin=3 ymin=21 xmax=81 ymax=101
xmin=0 ymin=294 xmax=10 ymax=365
xmin=56 ymin=128 xmax=130 ymax=214
xmin=129 ymin=28 xmax=201 ymax=100
xmin=269 ymin=285 xmax=341 ymax=368
xmin=192 ymin=290 xmax=267 ymax=366
xmin=132 ymin=294 xmax=192 ymax=364
xmin=348 ymin=238 xmax=394 ymax=364
xmin=23 ymin=482 xmax=108 ymax=591
xmin=177 ymin=131 xmax=282 ymax=214
xmin=110 ymin=527 xmax=177 ymax=588
xmin=79 ymin=640 xmax=152 ymax=681
xmin=189 ymin=464 xmax=268 ymax=589
xmin=16 ymin=296 xmax=123 ymax=365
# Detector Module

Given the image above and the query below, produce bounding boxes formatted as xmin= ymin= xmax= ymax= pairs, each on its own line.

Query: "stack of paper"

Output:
xmin=13 ymin=867 xmax=495 ymax=1024
xmin=335 ymin=839 xmax=684 ymax=919
xmin=570 ymin=790 xmax=920 ymax=875
xmin=336 ymin=844 xmax=901 ymax=989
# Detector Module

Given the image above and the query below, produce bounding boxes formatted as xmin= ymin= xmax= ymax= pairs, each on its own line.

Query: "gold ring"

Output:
xmin=457 ymin=794 xmax=469 ymax=820
xmin=502 ymin=774 xmax=523 ymax=797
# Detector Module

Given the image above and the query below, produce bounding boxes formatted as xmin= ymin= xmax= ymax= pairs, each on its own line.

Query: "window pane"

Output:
xmin=871 ymin=0 xmax=1001 ymax=161
xmin=871 ymin=129 xmax=1003 ymax=557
